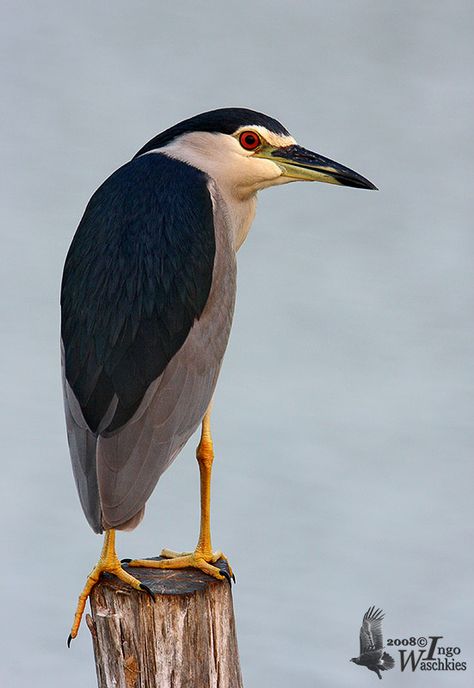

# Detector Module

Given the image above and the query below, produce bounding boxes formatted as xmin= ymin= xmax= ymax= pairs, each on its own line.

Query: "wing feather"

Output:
xmin=359 ymin=606 xmax=385 ymax=654
xmin=62 ymin=349 xmax=102 ymax=532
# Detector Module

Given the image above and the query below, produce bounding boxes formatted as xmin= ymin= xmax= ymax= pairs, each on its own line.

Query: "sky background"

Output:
xmin=1 ymin=1 xmax=474 ymax=686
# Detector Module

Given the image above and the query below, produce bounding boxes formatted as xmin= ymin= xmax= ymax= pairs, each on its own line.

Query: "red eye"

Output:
xmin=239 ymin=131 xmax=261 ymax=150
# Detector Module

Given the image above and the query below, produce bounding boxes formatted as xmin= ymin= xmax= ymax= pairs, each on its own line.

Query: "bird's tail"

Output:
xmin=382 ymin=652 xmax=395 ymax=670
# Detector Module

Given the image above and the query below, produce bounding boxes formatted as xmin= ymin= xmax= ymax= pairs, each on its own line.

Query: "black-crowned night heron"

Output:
xmin=61 ymin=107 xmax=376 ymax=642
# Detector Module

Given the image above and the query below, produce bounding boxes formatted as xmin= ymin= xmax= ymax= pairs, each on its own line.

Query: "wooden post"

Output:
xmin=87 ymin=557 xmax=243 ymax=688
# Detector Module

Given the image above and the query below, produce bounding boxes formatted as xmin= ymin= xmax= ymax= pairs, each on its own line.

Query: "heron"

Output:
xmin=61 ymin=107 xmax=376 ymax=642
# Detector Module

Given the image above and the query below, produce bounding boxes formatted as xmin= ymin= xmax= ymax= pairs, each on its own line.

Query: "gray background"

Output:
xmin=1 ymin=1 xmax=473 ymax=686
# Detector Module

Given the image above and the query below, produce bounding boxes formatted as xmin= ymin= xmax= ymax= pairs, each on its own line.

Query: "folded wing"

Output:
xmin=61 ymin=154 xmax=235 ymax=532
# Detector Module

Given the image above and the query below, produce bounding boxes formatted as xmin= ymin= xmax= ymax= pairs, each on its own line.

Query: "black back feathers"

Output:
xmin=134 ymin=107 xmax=289 ymax=156
xmin=61 ymin=154 xmax=215 ymax=433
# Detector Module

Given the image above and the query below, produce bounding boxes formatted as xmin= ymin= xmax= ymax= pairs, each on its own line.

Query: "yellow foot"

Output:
xmin=68 ymin=532 xmax=154 ymax=646
xmin=126 ymin=548 xmax=235 ymax=583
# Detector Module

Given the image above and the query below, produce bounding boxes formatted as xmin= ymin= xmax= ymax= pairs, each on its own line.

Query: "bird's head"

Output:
xmin=135 ymin=107 xmax=377 ymax=200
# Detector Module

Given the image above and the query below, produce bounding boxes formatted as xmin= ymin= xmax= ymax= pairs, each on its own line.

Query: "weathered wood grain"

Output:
xmin=88 ymin=558 xmax=243 ymax=688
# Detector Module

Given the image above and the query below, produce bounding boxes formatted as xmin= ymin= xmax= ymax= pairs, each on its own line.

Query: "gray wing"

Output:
xmin=359 ymin=607 xmax=385 ymax=654
xmin=62 ymin=348 xmax=101 ymax=532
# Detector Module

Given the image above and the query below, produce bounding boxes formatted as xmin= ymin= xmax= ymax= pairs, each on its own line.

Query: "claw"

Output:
xmin=220 ymin=569 xmax=232 ymax=585
xmin=231 ymin=572 xmax=236 ymax=583
xmin=140 ymin=583 xmax=155 ymax=600
xmin=67 ymin=633 xmax=72 ymax=648
xmin=121 ymin=558 xmax=132 ymax=564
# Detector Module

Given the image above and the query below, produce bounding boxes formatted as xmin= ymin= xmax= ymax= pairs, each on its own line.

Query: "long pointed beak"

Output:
xmin=256 ymin=144 xmax=377 ymax=190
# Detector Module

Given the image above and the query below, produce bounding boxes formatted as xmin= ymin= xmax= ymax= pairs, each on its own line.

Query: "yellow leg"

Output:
xmin=68 ymin=529 xmax=153 ymax=645
xmin=196 ymin=408 xmax=214 ymax=556
xmin=127 ymin=410 xmax=234 ymax=582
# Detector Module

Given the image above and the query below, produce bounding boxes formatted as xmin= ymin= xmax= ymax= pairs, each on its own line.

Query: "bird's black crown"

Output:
xmin=134 ymin=107 xmax=289 ymax=157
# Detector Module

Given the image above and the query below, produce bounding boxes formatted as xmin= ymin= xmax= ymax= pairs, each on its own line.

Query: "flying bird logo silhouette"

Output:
xmin=350 ymin=607 xmax=395 ymax=679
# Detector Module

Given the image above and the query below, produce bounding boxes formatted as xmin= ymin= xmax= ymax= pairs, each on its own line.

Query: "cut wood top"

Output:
xmin=100 ymin=557 xmax=232 ymax=596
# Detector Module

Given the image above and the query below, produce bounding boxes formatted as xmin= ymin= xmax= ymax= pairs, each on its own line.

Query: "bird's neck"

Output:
xmin=216 ymin=188 xmax=257 ymax=251
xmin=152 ymin=143 xmax=258 ymax=251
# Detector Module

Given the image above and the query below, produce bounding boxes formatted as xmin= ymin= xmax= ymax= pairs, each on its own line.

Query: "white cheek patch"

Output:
xmin=153 ymin=132 xmax=227 ymax=166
